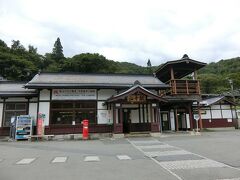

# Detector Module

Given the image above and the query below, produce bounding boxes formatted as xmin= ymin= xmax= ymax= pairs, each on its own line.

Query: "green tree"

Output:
xmin=11 ymin=40 xmax=26 ymax=54
xmin=52 ymin=37 xmax=64 ymax=61
xmin=28 ymin=45 xmax=37 ymax=54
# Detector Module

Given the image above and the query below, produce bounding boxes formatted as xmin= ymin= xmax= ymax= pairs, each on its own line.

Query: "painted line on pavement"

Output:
xmin=16 ymin=158 xmax=36 ymax=165
xmin=52 ymin=157 xmax=68 ymax=163
xmin=84 ymin=156 xmax=100 ymax=162
xmin=127 ymin=138 xmax=183 ymax=180
xmin=117 ymin=155 xmax=131 ymax=160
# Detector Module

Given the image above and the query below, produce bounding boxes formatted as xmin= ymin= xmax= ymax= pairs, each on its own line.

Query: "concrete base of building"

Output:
xmin=52 ymin=133 xmax=112 ymax=141
xmin=150 ymin=132 xmax=162 ymax=137
xmin=112 ymin=133 xmax=124 ymax=138
xmin=203 ymin=127 xmax=235 ymax=131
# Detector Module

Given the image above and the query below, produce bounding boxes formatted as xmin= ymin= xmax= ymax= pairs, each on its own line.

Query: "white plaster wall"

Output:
xmin=186 ymin=114 xmax=190 ymax=129
xmin=170 ymin=110 xmax=175 ymax=131
xmin=144 ymin=105 xmax=148 ymax=122
xmin=148 ymin=105 xmax=151 ymax=122
xmin=40 ymin=89 xmax=50 ymax=101
xmin=97 ymin=89 xmax=117 ymax=100
xmin=5 ymin=97 xmax=27 ymax=102
xmin=97 ymin=110 xmax=112 ymax=124
xmin=131 ymin=109 xmax=139 ymax=123
xmin=0 ymin=103 xmax=3 ymax=127
xmin=28 ymin=103 xmax=38 ymax=125
xmin=29 ymin=97 xmax=38 ymax=102
xmin=222 ymin=110 xmax=233 ymax=118
xmin=211 ymin=105 xmax=221 ymax=109
xmin=97 ymin=101 xmax=107 ymax=110
xmin=211 ymin=110 xmax=222 ymax=118
xmin=140 ymin=105 xmax=143 ymax=122
xmin=39 ymin=102 xmax=50 ymax=126
xmin=221 ymin=105 xmax=231 ymax=109
xmin=201 ymin=110 xmax=212 ymax=119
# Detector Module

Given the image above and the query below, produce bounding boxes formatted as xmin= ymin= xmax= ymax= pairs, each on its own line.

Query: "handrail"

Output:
xmin=169 ymin=79 xmax=200 ymax=95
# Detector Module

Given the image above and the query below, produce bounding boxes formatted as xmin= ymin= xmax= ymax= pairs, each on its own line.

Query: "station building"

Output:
xmin=0 ymin=55 xmax=238 ymax=136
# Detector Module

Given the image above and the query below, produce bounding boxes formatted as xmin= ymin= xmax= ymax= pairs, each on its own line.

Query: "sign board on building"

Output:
xmin=127 ymin=94 xmax=146 ymax=104
xmin=52 ymin=89 xmax=97 ymax=100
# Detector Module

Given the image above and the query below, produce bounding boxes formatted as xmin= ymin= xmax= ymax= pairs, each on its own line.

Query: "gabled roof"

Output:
xmin=199 ymin=96 xmax=237 ymax=106
xmin=155 ymin=54 xmax=206 ymax=83
xmin=106 ymin=84 xmax=167 ymax=103
xmin=25 ymin=72 xmax=169 ymax=89
xmin=0 ymin=82 xmax=37 ymax=97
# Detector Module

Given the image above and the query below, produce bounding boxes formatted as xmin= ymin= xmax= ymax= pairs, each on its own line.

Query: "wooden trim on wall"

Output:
xmin=1 ymin=98 xmax=6 ymax=127
xmin=142 ymin=104 xmax=145 ymax=123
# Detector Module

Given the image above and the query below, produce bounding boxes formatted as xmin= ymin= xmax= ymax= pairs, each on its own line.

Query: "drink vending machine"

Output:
xmin=15 ymin=115 xmax=33 ymax=140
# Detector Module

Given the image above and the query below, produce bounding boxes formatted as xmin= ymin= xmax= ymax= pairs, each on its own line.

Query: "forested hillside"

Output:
xmin=198 ymin=57 xmax=240 ymax=94
xmin=0 ymin=38 xmax=239 ymax=94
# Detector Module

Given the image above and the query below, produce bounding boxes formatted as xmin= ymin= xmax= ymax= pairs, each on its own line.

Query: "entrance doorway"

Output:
xmin=123 ymin=109 xmax=131 ymax=133
xmin=161 ymin=112 xmax=170 ymax=131
xmin=178 ymin=112 xmax=187 ymax=130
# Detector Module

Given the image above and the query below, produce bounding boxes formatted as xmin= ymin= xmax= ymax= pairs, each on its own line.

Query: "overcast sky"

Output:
xmin=0 ymin=0 xmax=240 ymax=66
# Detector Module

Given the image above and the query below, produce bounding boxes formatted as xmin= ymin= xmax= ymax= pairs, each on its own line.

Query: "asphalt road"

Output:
xmin=1 ymin=131 xmax=240 ymax=180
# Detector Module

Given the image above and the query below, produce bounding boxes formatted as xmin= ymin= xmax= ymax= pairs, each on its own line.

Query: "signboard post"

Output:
xmin=194 ymin=114 xmax=200 ymax=134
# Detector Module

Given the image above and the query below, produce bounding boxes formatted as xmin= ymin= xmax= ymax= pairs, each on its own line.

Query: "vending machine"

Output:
xmin=15 ymin=115 xmax=33 ymax=140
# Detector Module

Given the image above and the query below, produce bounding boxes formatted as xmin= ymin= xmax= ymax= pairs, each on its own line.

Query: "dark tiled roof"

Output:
xmin=199 ymin=96 xmax=236 ymax=106
xmin=25 ymin=73 xmax=169 ymax=89
xmin=106 ymin=84 xmax=167 ymax=102
xmin=0 ymin=82 xmax=37 ymax=97
xmin=155 ymin=55 xmax=206 ymax=83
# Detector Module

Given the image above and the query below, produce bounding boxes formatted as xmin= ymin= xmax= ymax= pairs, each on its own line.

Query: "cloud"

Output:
xmin=0 ymin=0 xmax=240 ymax=66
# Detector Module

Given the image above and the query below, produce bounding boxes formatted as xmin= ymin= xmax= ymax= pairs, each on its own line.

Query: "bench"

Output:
xmin=28 ymin=135 xmax=55 ymax=141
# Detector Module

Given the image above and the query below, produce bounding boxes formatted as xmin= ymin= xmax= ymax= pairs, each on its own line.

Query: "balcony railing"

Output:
xmin=170 ymin=79 xmax=200 ymax=95
xmin=160 ymin=79 xmax=200 ymax=96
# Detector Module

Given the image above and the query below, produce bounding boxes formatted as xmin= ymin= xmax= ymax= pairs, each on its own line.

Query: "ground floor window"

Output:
xmin=3 ymin=103 xmax=27 ymax=127
xmin=50 ymin=101 xmax=97 ymax=125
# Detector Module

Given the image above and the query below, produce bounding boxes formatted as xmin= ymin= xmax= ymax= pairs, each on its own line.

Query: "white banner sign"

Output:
xmin=52 ymin=89 xmax=97 ymax=100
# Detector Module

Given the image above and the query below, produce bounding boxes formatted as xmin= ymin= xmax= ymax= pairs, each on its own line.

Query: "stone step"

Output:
xmin=124 ymin=132 xmax=151 ymax=138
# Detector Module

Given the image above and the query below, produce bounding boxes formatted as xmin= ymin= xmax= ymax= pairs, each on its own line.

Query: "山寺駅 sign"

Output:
xmin=52 ymin=89 xmax=97 ymax=100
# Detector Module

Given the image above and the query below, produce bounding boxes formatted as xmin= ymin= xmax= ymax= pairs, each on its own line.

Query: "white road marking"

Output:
xmin=117 ymin=155 xmax=131 ymax=160
xmin=130 ymin=140 xmax=160 ymax=144
xmin=52 ymin=157 xmax=67 ymax=163
xmin=16 ymin=158 xmax=36 ymax=165
xmin=217 ymin=178 xmax=240 ymax=180
xmin=127 ymin=139 xmax=183 ymax=180
xmin=145 ymin=150 xmax=191 ymax=157
xmin=138 ymin=144 xmax=174 ymax=149
xmin=84 ymin=156 xmax=100 ymax=162
xmin=160 ymin=159 xmax=226 ymax=170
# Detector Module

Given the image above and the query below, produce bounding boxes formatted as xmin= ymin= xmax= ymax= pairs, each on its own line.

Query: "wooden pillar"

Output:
xmin=113 ymin=106 xmax=116 ymax=133
xmin=194 ymin=69 xmax=197 ymax=80
xmin=150 ymin=104 xmax=153 ymax=123
xmin=170 ymin=67 xmax=174 ymax=80
xmin=197 ymin=102 xmax=203 ymax=130
xmin=175 ymin=108 xmax=179 ymax=131
xmin=120 ymin=107 xmax=123 ymax=124
xmin=188 ymin=104 xmax=193 ymax=130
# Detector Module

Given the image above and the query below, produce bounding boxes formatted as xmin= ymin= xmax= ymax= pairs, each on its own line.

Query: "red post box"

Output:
xmin=82 ymin=119 xmax=89 ymax=140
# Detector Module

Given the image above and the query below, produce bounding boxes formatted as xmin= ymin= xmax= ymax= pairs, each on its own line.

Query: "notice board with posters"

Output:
xmin=15 ymin=115 xmax=33 ymax=140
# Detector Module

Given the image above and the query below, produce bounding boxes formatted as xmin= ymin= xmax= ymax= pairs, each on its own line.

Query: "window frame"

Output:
xmin=3 ymin=102 xmax=28 ymax=127
xmin=50 ymin=100 xmax=97 ymax=125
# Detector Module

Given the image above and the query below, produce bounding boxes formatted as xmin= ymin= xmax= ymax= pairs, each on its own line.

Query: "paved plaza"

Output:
xmin=1 ymin=131 xmax=240 ymax=180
